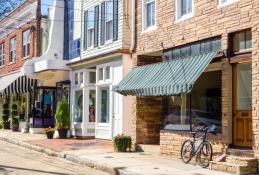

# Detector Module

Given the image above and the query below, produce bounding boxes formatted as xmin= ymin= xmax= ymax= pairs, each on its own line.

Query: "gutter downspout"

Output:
xmin=130 ymin=0 xmax=135 ymax=53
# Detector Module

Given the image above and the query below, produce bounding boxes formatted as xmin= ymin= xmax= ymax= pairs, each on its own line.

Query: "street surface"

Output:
xmin=0 ymin=141 xmax=108 ymax=175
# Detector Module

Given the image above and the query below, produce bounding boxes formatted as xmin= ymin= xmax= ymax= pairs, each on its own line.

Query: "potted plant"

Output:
xmin=10 ymin=104 xmax=19 ymax=132
xmin=45 ymin=127 xmax=55 ymax=139
xmin=2 ymin=103 xmax=10 ymax=129
xmin=113 ymin=134 xmax=132 ymax=152
xmin=55 ymin=98 xmax=70 ymax=139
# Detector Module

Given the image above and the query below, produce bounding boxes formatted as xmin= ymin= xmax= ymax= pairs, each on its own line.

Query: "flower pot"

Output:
xmin=46 ymin=132 xmax=54 ymax=139
xmin=57 ymin=128 xmax=68 ymax=139
xmin=11 ymin=124 xmax=19 ymax=132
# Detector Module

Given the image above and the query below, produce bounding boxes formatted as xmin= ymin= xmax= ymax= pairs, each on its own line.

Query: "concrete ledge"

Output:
xmin=0 ymin=136 xmax=119 ymax=175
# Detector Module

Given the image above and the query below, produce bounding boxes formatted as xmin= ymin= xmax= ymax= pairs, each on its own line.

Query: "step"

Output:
xmin=226 ymin=156 xmax=257 ymax=167
xmin=136 ymin=144 xmax=160 ymax=155
xmin=227 ymin=148 xmax=254 ymax=158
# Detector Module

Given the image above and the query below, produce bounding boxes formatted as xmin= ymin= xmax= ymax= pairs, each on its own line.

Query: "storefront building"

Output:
xmin=114 ymin=0 xmax=259 ymax=158
xmin=68 ymin=0 xmax=133 ymax=139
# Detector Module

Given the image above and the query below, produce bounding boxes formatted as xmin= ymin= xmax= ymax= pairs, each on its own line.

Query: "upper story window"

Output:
xmin=105 ymin=1 xmax=113 ymax=41
xmin=219 ymin=0 xmax=239 ymax=7
xmin=10 ymin=37 xmax=16 ymax=63
xmin=142 ymin=0 xmax=156 ymax=31
xmin=22 ymin=29 xmax=30 ymax=58
xmin=231 ymin=30 xmax=252 ymax=54
xmin=176 ymin=0 xmax=194 ymax=22
xmin=0 ymin=44 xmax=5 ymax=67
xmin=87 ymin=8 xmax=95 ymax=48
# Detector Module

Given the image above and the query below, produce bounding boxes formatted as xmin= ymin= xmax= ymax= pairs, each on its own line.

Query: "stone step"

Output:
xmin=227 ymin=148 xmax=254 ymax=158
xmin=225 ymin=156 xmax=257 ymax=167
xmin=210 ymin=161 xmax=258 ymax=175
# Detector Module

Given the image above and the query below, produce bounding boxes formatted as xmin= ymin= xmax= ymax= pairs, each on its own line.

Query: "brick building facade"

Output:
xmin=128 ymin=0 xmax=259 ymax=158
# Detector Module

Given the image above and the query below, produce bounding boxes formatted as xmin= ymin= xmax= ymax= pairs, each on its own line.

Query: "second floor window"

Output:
xmin=176 ymin=0 xmax=193 ymax=21
xmin=10 ymin=38 xmax=16 ymax=63
xmin=105 ymin=1 xmax=113 ymax=41
xmin=142 ymin=0 xmax=155 ymax=31
xmin=87 ymin=10 xmax=95 ymax=48
xmin=22 ymin=29 xmax=30 ymax=58
xmin=232 ymin=30 xmax=252 ymax=54
xmin=219 ymin=0 xmax=239 ymax=6
xmin=0 ymin=44 xmax=5 ymax=66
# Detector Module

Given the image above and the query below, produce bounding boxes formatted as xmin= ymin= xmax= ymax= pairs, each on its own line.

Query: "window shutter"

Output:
xmin=113 ymin=0 xmax=119 ymax=41
xmin=100 ymin=2 xmax=105 ymax=45
xmin=94 ymin=5 xmax=99 ymax=47
xmin=83 ymin=11 xmax=88 ymax=50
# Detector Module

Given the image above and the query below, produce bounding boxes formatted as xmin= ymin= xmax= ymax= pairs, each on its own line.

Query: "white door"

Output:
xmin=112 ymin=91 xmax=122 ymax=137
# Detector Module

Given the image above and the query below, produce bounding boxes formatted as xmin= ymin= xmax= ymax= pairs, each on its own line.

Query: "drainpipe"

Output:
xmin=130 ymin=0 xmax=135 ymax=53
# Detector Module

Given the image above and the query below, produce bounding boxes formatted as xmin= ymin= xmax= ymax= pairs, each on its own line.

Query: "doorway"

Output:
xmin=233 ymin=63 xmax=252 ymax=147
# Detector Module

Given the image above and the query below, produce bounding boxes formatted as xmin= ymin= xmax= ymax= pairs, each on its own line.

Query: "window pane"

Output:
xmin=190 ymin=43 xmax=200 ymax=56
xmin=237 ymin=64 xmax=252 ymax=110
xmin=99 ymin=87 xmax=110 ymax=123
xmin=80 ymin=72 xmax=84 ymax=84
xmin=106 ymin=20 xmax=113 ymax=41
xmin=98 ymin=68 xmax=103 ymax=80
xmin=106 ymin=1 xmax=113 ymax=21
xmin=89 ymin=72 xmax=96 ymax=83
xmin=89 ymin=90 xmax=96 ymax=122
xmin=233 ymin=32 xmax=245 ymax=52
xmin=180 ymin=45 xmax=191 ymax=58
xmin=74 ymin=90 xmax=83 ymax=123
xmin=172 ymin=49 xmax=181 ymax=59
xmin=245 ymin=31 xmax=252 ymax=49
xmin=87 ymin=10 xmax=94 ymax=29
xmin=147 ymin=1 xmax=155 ymax=27
xmin=75 ymin=73 xmax=78 ymax=85
xmin=200 ymin=40 xmax=211 ymax=54
xmin=105 ymin=66 xmax=110 ymax=79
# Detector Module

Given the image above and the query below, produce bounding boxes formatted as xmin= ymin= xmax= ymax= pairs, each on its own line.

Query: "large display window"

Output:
xmin=74 ymin=90 xmax=83 ymax=123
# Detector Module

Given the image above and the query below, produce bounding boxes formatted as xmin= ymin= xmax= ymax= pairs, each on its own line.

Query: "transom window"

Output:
xmin=0 ymin=44 xmax=5 ymax=66
xmin=87 ymin=9 xmax=95 ymax=48
xmin=176 ymin=0 xmax=194 ymax=21
xmin=142 ymin=0 xmax=156 ymax=31
xmin=22 ymin=29 xmax=30 ymax=58
xmin=98 ymin=66 xmax=111 ymax=82
xmin=232 ymin=30 xmax=252 ymax=54
xmin=10 ymin=37 xmax=16 ymax=63
xmin=105 ymin=1 xmax=113 ymax=41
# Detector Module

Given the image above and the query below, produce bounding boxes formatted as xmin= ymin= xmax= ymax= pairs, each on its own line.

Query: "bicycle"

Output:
xmin=180 ymin=126 xmax=216 ymax=168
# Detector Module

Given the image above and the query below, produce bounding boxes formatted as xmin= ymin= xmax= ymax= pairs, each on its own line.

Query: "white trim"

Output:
xmin=142 ymin=0 xmax=156 ymax=32
xmin=175 ymin=0 xmax=194 ymax=23
xmin=218 ymin=0 xmax=239 ymax=8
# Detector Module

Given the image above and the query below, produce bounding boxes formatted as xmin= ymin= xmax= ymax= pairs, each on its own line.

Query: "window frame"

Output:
xmin=175 ymin=0 xmax=194 ymax=23
xmin=230 ymin=29 xmax=252 ymax=55
xmin=0 ymin=43 xmax=5 ymax=67
xmin=142 ymin=0 xmax=156 ymax=32
xmin=22 ymin=29 xmax=31 ymax=58
xmin=218 ymin=0 xmax=239 ymax=8
xmin=9 ymin=37 xmax=16 ymax=63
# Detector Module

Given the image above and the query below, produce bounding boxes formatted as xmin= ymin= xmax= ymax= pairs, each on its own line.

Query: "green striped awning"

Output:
xmin=113 ymin=52 xmax=216 ymax=96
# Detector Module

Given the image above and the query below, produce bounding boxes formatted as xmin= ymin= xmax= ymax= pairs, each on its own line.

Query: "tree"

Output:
xmin=0 ymin=0 xmax=25 ymax=19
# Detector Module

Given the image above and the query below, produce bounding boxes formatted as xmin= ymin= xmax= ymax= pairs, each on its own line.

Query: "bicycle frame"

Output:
xmin=190 ymin=132 xmax=207 ymax=157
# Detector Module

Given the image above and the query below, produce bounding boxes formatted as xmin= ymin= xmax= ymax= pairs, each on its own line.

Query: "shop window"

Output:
xmin=176 ymin=0 xmax=194 ymax=21
xmin=0 ymin=43 xmax=5 ymax=66
xmin=163 ymin=37 xmax=221 ymax=61
xmin=105 ymin=66 xmax=110 ymax=79
xmin=98 ymin=87 xmax=110 ymax=123
xmin=232 ymin=30 xmax=252 ymax=54
xmin=89 ymin=72 xmax=96 ymax=83
xmin=98 ymin=68 xmax=104 ymax=81
xmin=89 ymin=90 xmax=96 ymax=122
xmin=164 ymin=70 xmax=222 ymax=132
xmin=142 ymin=0 xmax=156 ymax=31
xmin=74 ymin=90 xmax=83 ymax=123
xmin=74 ymin=73 xmax=79 ymax=85
xmin=9 ymin=37 xmax=16 ymax=63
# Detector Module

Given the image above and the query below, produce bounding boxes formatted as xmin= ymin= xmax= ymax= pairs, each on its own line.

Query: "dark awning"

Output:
xmin=113 ymin=52 xmax=216 ymax=96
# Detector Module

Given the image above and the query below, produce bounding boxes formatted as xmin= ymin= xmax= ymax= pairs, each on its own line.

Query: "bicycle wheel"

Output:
xmin=180 ymin=140 xmax=194 ymax=163
xmin=198 ymin=141 xmax=213 ymax=168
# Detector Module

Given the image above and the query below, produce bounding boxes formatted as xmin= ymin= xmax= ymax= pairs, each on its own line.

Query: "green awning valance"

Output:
xmin=113 ymin=52 xmax=216 ymax=96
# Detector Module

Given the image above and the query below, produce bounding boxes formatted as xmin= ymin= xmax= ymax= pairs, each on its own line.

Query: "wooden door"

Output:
xmin=233 ymin=63 xmax=252 ymax=147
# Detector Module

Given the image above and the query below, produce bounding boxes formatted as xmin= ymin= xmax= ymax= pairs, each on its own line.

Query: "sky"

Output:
xmin=41 ymin=0 xmax=54 ymax=16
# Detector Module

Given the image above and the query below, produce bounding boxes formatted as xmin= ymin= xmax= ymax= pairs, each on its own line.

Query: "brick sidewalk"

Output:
xmin=0 ymin=130 xmax=230 ymax=175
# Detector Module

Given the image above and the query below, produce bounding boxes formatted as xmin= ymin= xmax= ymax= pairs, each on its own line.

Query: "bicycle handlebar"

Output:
xmin=192 ymin=126 xmax=217 ymax=135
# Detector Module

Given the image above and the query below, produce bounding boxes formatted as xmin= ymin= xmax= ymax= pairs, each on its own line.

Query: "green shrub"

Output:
xmin=0 ymin=119 xmax=3 ymax=129
xmin=55 ymin=98 xmax=70 ymax=129
xmin=11 ymin=104 xmax=17 ymax=110
xmin=9 ymin=117 xmax=19 ymax=125
xmin=113 ymin=134 xmax=132 ymax=152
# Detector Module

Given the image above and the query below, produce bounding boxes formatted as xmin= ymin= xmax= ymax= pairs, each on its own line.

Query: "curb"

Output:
xmin=0 ymin=136 xmax=119 ymax=175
